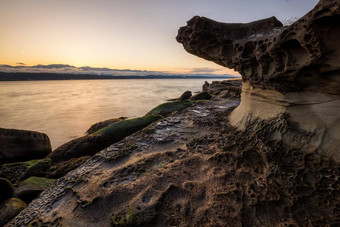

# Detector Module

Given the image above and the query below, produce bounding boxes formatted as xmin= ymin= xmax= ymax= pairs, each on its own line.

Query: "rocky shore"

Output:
xmin=1 ymin=0 xmax=339 ymax=226
xmin=0 ymin=80 xmax=237 ymax=226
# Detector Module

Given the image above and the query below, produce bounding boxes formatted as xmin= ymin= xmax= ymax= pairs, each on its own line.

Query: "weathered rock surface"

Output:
xmin=6 ymin=98 xmax=340 ymax=226
xmin=177 ymin=0 xmax=340 ymax=161
xmin=5 ymin=1 xmax=340 ymax=226
xmin=46 ymin=156 xmax=91 ymax=179
xmin=0 ymin=128 xmax=51 ymax=163
xmin=6 ymin=99 xmax=243 ymax=226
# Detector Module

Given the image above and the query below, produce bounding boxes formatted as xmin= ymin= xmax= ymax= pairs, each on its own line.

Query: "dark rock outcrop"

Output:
xmin=190 ymin=91 xmax=212 ymax=100
xmin=203 ymin=79 xmax=242 ymax=98
xmin=177 ymin=0 xmax=340 ymax=161
xmin=0 ymin=128 xmax=51 ymax=163
xmin=178 ymin=90 xmax=192 ymax=100
xmin=0 ymin=178 xmax=14 ymax=203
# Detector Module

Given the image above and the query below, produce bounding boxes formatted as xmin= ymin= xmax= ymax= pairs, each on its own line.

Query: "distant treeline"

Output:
xmin=0 ymin=72 xmax=233 ymax=81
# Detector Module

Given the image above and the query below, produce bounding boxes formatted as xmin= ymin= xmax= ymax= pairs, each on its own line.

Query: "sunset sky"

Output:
xmin=1 ymin=0 xmax=318 ymax=75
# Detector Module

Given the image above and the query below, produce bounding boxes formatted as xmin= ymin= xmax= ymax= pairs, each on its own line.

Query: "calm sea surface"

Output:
xmin=0 ymin=79 xmax=222 ymax=149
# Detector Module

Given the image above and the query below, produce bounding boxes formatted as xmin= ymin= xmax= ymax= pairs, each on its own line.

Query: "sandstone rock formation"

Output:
xmin=5 ymin=0 xmax=340 ymax=226
xmin=177 ymin=0 xmax=340 ymax=161
xmin=0 ymin=128 xmax=51 ymax=163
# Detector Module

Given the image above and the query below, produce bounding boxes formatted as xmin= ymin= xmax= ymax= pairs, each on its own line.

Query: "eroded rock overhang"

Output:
xmin=177 ymin=0 xmax=340 ymax=161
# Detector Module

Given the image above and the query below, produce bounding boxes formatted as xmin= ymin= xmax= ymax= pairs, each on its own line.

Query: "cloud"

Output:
xmin=16 ymin=62 xmax=26 ymax=66
xmin=188 ymin=67 xmax=222 ymax=74
xmin=0 ymin=64 xmax=237 ymax=77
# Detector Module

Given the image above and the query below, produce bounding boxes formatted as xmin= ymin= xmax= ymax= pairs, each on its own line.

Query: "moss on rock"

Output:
xmin=86 ymin=117 xmax=127 ymax=134
xmin=47 ymin=115 xmax=163 ymax=163
xmin=94 ymin=115 xmax=163 ymax=136
xmin=111 ymin=212 xmax=135 ymax=226
xmin=146 ymin=100 xmax=192 ymax=116
xmin=14 ymin=177 xmax=56 ymax=204
xmin=0 ymin=159 xmax=52 ymax=183
xmin=0 ymin=198 xmax=27 ymax=226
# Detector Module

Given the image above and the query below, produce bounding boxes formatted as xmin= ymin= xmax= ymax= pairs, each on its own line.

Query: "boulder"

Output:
xmin=47 ymin=115 xmax=163 ymax=163
xmin=0 ymin=198 xmax=27 ymax=226
xmin=0 ymin=128 xmax=51 ymax=163
xmin=14 ymin=177 xmax=56 ymax=204
xmin=0 ymin=158 xmax=52 ymax=183
xmin=0 ymin=177 xmax=14 ymax=203
xmin=190 ymin=91 xmax=212 ymax=100
xmin=178 ymin=91 xmax=192 ymax=100
xmin=146 ymin=100 xmax=192 ymax=116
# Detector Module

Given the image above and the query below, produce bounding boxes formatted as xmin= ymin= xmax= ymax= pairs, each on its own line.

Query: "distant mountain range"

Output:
xmin=0 ymin=64 xmax=238 ymax=81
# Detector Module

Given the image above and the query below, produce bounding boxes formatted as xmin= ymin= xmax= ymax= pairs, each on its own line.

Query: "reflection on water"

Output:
xmin=0 ymin=79 xmax=219 ymax=149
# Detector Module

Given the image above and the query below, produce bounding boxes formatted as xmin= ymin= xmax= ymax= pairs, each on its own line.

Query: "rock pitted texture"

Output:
xmin=5 ymin=99 xmax=340 ymax=226
xmin=177 ymin=0 xmax=340 ymax=161
xmin=0 ymin=128 xmax=51 ymax=163
xmin=176 ymin=1 xmax=340 ymax=94
xmin=5 ymin=1 xmax=340 ymax=226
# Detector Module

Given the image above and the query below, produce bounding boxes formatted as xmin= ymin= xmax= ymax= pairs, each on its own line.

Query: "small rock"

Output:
xmin=178 ymin=91 xmax=192 ymax=100
xmin=0 ymin=178 xmax=14 ymax=203
xmin=190 ymin=92 xmax=212 ymax=100
xmin=0 ymin=198 xmax=27 ymax=226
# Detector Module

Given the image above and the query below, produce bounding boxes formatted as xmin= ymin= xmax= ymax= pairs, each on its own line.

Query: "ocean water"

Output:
xmin=0 ymin=79 xmax=222 ymax=149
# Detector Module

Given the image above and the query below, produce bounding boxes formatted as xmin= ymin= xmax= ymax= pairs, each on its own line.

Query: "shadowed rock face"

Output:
xmin=0 ymin=128 xmax=51 ymax=163
xmin=177 ymin=0 xmax=340 ymax=161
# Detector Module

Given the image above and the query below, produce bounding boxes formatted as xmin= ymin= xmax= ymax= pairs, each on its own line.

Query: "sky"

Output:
xmin=0 ymin=0 xmax=318 ymax=76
